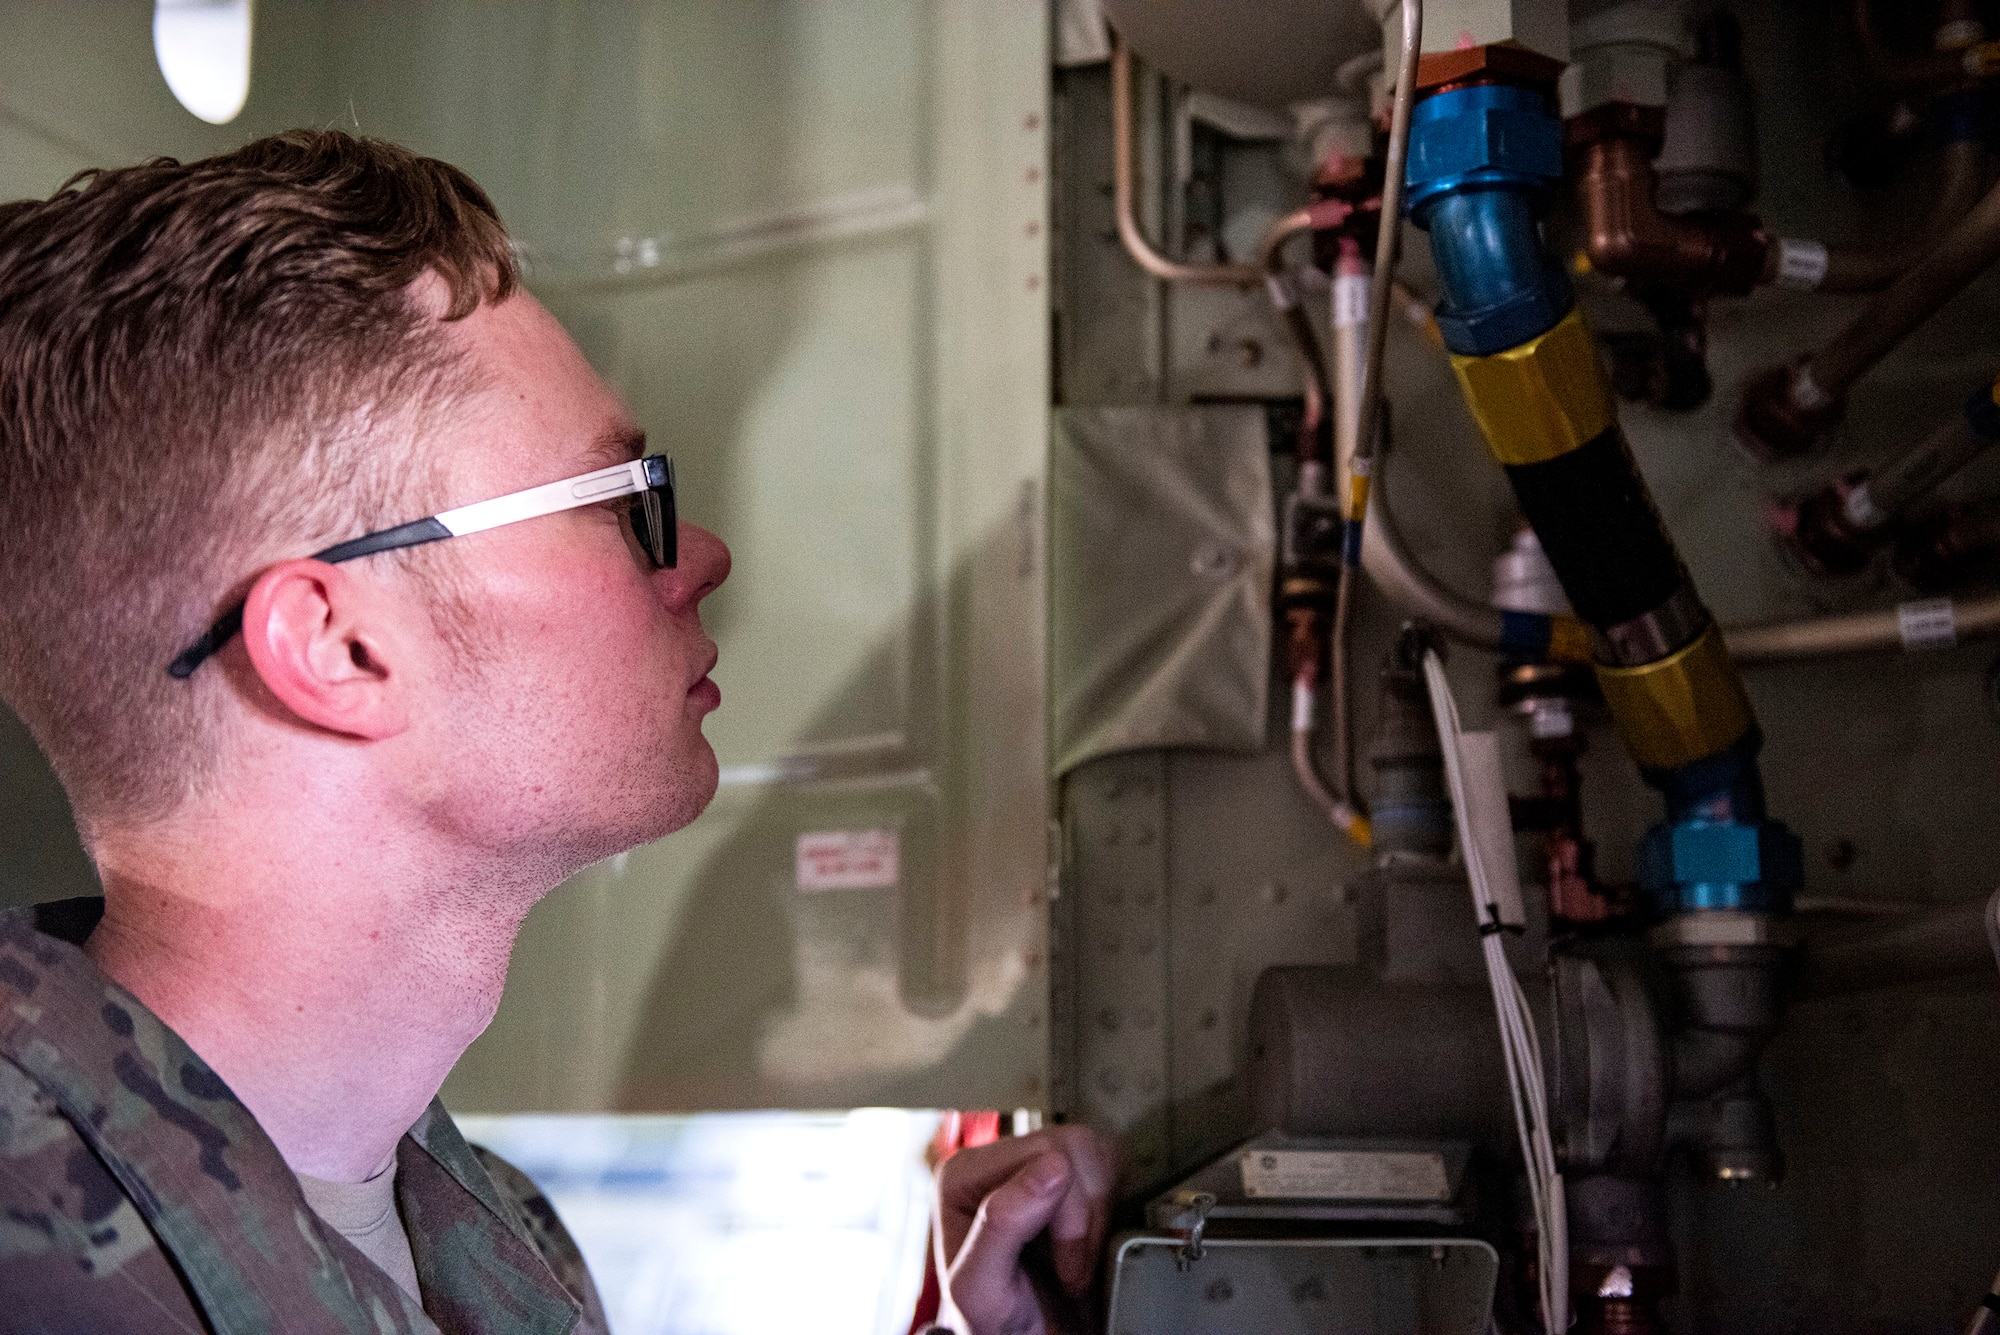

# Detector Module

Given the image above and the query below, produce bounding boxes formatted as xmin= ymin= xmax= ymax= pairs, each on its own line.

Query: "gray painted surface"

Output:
xmin=0 ymin=709 xmax=94 ymax=908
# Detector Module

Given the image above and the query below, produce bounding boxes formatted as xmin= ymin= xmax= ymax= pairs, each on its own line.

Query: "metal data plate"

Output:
xmin=1147 ymin=1133 xmax=1476 ymax=1227
xmin=1107 ymin=1234 xmax=1498 ymax=1335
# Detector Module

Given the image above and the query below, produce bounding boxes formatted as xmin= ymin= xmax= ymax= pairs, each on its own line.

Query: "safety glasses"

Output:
xmin=168 ymin=454 xmax=677 ymax=679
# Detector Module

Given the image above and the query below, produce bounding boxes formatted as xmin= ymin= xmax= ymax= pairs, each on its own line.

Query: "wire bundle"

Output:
xmin=1421 ymin=650 xmax=1570 ymax=1333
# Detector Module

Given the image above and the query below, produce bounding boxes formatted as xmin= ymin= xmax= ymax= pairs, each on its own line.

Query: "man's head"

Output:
xmin=0 ymin=131 xmax=726 ymax=867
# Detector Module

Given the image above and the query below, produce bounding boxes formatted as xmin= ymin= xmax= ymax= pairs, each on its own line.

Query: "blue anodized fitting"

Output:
xmin=1639 ymin=818 xmax=1802 ymax=915
xmin=1638 ymin=735 xmax=1801 ymax=915
xmin=1405 ymin=82 xmax=1574 ymax=357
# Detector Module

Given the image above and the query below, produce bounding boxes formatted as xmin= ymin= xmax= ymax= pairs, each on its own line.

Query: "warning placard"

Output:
xmin=795 ymin=829 xmax=900 ymax=891
xmin=1239 ymin=1148 xmax=1450 ymax=1201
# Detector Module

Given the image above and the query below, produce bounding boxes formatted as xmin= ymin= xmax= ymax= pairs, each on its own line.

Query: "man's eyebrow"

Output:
xmin=582 ymin=425 xmax=647 ymax=470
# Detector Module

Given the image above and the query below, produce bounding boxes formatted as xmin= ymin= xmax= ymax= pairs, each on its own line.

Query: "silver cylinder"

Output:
xmin=1247 ymin=966 xmax=1514 ymax=1149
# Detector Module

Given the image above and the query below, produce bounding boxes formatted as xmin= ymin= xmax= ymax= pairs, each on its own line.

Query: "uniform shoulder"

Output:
xmin=469 ymin=1141 xmax=610 ymax=1331
xmin=0 ymin=1054 xmax=206 ymax=1332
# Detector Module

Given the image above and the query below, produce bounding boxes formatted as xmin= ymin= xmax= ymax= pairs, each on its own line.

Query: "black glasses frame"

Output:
xmin=168 ymin=454 xmax=676 ymax=679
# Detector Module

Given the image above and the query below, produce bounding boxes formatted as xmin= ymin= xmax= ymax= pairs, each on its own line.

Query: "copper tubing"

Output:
xmin=1261 ymin=207 xmax=1332 ymax=467
xmin=1571 ymin=111 xmax=1768 ymax=295
xmin=1807 ymin=174 xmax=2000 ymax=398
xmin=1109 ymin=34 xmax=1259 ymax=287
xmin=1801 ymin=138 xmax=1995 ymax=291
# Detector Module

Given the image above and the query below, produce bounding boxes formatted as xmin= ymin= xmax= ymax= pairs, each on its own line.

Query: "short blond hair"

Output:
xmin=0 ymin=131 xmax=518 ymax=825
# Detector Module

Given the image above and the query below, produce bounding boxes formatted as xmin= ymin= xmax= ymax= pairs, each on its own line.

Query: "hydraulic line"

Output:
xmin=1358 ymin=425 xmax=2000 ymax=663
xmin=1776 ymin=138 xmax=1996 ymax=293
xmin=1815 ymin=180 xmax=2000 ymax=395
xmin=1402 ymin=47 xmax=1799 ymax=881
xmin=1726 ymin=592 xmax=2000 ymax=662
xmin=1263 ymin=204 xmax=1370 ymax=848
xmin=1778 ymin=371 xmax=2000 ymax=577
xmin=1299 ymin=0 xmax=1420 ymax=855
xmin=1351 ymin=0 xmax=1420 ymax=485
xmin=1258 ymin=204 xmax=1341 ymax=473
xmin=1109 ymin=33 xmax=1259 ymax=288
xmin=1328 ymin=239 xmax=1369 ymax=810
xmin=1825 ymin=0 xmax=1998 ymax=289
xmin=1740 ymin=170 xmax=2000 ymax=459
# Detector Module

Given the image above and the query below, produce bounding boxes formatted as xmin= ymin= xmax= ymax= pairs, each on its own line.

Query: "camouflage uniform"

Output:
xmin=0 ymin=897 xmax=610 ymax=1334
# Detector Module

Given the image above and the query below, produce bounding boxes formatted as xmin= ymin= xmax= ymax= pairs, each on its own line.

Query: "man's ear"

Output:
xmin=239 ymin=559 xmax=410 ymax=741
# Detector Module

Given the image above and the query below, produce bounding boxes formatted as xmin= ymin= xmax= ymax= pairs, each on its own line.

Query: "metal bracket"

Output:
xmin=1166 ymin=1189 xmax=1217 ymax=1270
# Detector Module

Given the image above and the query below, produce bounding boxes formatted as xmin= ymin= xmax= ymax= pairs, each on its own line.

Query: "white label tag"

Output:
xmin=1898 ymin=598 xmax=1958 ymax=651
xmin=1333 ymin=273 xmax=1370 ymax=328
xmin=1776 ymin=238 xmax=1830 ymax=290
xmin=796 ymin=829 xmax=900 ymax=891
xmin=1528 ymin=697 xmax=1575 ymax=740
xmin=1240 ymin=1149 xmax=1450 ymax=1201
xmin=1841 ymin=480 xmax=1885 ymax=530
xmin=1457 ymin=730 xmax=1527 ymax=928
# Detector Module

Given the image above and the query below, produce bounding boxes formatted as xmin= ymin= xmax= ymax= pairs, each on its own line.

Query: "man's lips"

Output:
xmin=688 ymin=643 xmax=721 ymax=708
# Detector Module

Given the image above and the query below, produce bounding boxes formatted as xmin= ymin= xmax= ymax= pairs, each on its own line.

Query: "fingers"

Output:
xmin=937 ymin=1133 xmax=1058 ymax=1262
xmin=1042 ymin=1130 xmax=1117 ymax=1295
xmin=938 ymin=1127 xmax=1121 ymax=1299
xmin=946 ymin=1154 xmax=1071 ymax=1335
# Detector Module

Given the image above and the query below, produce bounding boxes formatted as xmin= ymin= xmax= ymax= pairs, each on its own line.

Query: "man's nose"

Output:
xmin=657 ymin=521 xmax=730 ymax=610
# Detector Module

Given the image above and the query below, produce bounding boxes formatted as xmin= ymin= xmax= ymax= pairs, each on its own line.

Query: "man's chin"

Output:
xmin=634 ymin=739 xmax=719 ymax=844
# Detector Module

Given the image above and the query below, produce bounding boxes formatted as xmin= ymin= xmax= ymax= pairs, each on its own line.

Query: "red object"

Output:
xmin=908 ymin=1111 xmax=1005 ymax=1333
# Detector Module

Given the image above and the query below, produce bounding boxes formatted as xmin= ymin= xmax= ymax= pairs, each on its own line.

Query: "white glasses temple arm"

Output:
xmin=435 ymin=458 xmax=650 ymax=538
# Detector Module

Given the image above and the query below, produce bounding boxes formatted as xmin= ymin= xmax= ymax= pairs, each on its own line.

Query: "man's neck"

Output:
xmin=82 ymin=803 xmax=555 ymax=1182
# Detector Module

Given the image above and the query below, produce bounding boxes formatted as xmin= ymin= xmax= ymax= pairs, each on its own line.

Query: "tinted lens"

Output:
xmin=628 ymin=460 xmax=677 ymax=569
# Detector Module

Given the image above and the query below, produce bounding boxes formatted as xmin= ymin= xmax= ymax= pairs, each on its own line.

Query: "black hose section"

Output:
xmin=1671 ymin=1027 xmax=1764 ymax=1099
xmin=1501 ymin=428 xmax=1689 ymax=630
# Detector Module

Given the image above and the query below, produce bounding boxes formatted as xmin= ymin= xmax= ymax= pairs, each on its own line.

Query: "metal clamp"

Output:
xmin=1166 ymin=1190 xmax=1216 ymax=1271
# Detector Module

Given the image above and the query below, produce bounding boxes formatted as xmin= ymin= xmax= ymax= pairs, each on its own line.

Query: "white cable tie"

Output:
xmin=1774 ymin=238 xmax=1829 ymax=290
xmin=1791 ymin=363 xmax=1833 ymax=411
xmin=1841 ymin=480 xmax=1886 ymax=531
xmin=1334 ymin=273 xmax=1371 ymax=329
xmin=1265 ymin=272 xmax=1296 ymax=312
xmin=1898 ymin=597 xmax=1958 ymax=651
xmin=1291 ymin=679 xmax=1316 ymax=732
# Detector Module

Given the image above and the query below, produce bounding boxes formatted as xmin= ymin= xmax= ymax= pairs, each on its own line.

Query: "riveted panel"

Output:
xmin=1061 ymin=751 xmax=1174 ymax=1185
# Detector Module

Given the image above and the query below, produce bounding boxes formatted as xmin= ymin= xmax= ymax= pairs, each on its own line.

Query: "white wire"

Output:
xmin=1423 ymin=650 xmax=1570 ymax=1333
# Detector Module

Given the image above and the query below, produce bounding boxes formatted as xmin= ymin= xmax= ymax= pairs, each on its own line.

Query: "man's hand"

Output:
xmin=933 ymin=1126 xmax=1118 ymax=1335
